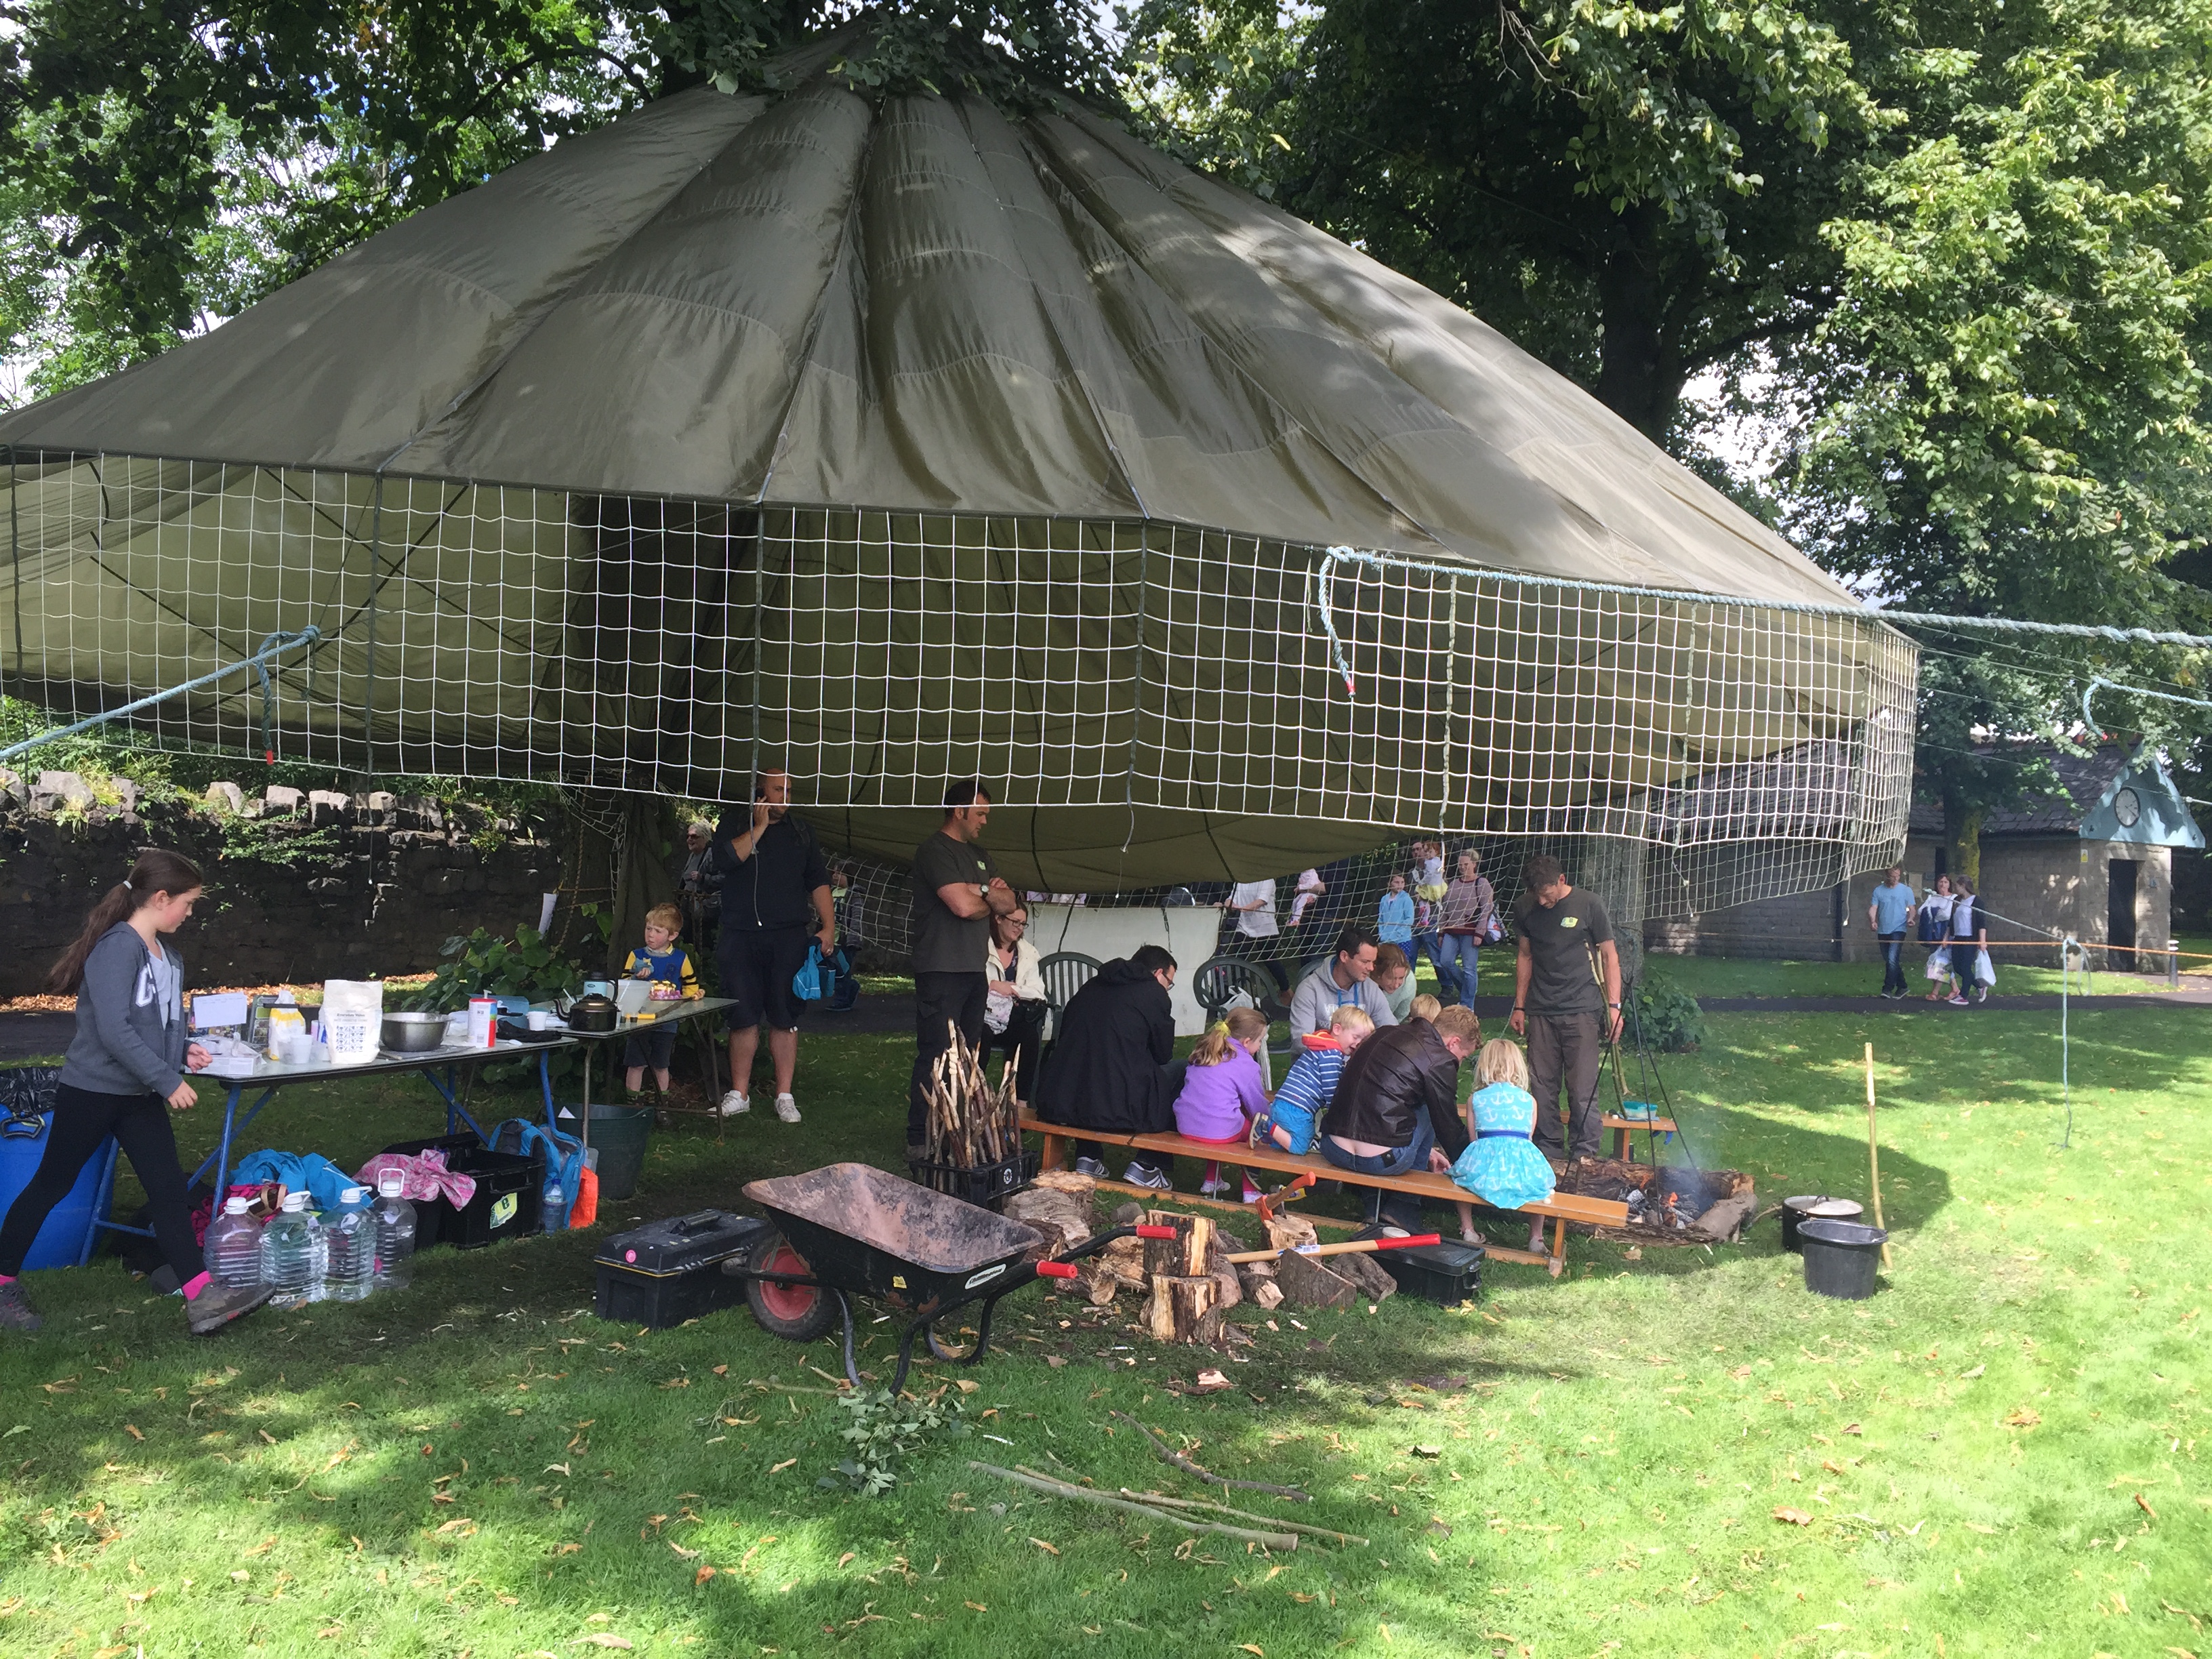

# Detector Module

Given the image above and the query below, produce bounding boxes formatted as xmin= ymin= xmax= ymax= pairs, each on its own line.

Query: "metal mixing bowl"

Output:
xmin=381 ymin=1010 xmax=453 ymax=1053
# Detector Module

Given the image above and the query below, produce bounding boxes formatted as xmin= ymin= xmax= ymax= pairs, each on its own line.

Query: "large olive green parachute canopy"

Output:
xmin=0 ymin=33 xmax=1912 ymax=898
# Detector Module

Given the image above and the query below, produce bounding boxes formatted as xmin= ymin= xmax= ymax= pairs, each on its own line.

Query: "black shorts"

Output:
xmin=718 ymin=926 xmax=813 ymax=1031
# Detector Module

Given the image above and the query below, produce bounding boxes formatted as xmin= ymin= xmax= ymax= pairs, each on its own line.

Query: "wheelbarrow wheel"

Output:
xmin=743 ymin=1231 xmax=836 ymax=1343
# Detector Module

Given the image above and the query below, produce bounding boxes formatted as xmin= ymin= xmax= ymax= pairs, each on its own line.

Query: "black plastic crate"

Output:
xmin=904 ymin=1148 xmax=1039 ymax=1212
xmin=1378 ymin=1239 xmax=1484 ymax=1306
xmin=380 ymin=1133 xmax=539 ymax=1249
xmin=594 ymin=1210 xmax=771 ymax=1328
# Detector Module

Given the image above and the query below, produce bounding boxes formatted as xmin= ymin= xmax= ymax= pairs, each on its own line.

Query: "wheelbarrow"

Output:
xmin=728 ymin=1162 xmax=1165 ymax=1391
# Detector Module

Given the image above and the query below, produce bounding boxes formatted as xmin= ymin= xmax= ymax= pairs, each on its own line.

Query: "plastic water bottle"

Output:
xmin=258 ymin=1192 xmax=323 ymax=1309
xmin=542 ymin=1179 xmax=566 ymax=1233
xmin=323 ymin=1187 xmax=375 ymax=1303
xmin=203 ymin=1195 xmax=262 ymax=1290
xmin=372 ymin=1170 xmax=416 ymax=1289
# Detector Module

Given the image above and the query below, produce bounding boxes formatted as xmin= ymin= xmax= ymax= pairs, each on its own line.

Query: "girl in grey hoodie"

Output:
xmin=0 ymin=849 xmax=269 ymax=1336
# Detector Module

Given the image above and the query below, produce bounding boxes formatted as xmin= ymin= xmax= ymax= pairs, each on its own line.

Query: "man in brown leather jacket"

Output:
xmin=1318 ymin=1005 xmax=1481 ymax=1233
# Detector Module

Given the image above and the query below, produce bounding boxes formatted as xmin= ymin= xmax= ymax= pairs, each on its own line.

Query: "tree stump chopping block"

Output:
xmin=1273 ymin=1247 xmax=1360 ymax=1312
xmin=1145 ymin=1273 xmax=1221 ymax=1345
xmin=1143 ymin=1210 xmax=1214 ymax=1278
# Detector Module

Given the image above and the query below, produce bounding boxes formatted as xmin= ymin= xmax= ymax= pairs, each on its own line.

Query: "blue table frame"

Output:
xmin=92 ymin=1037 xmax=574 ymax=1250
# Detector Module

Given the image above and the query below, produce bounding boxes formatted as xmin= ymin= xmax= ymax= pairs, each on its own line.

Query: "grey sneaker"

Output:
xmin=1123 ymin=1162 xmax=1172 ymax=1191
xmin=0 ymin=1281 xmax=41 ymax=1333
xmin=718 ymin=1090 xmax=750 ymax=1117
xmin=773 ymin=1093 xmax=801 ymax=1124
xmin=1073 ymin=1156 xmax=1107 ymax=1179
xmin=186 ymin=1281 xmax=272 ymax=1336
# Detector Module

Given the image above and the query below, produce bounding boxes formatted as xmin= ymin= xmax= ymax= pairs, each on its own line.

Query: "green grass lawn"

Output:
xmin=1 ymin=1008 xmax=2206 ymax=1658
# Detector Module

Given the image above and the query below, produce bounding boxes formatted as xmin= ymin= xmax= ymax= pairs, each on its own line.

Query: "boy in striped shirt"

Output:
xmin=1248 ymin=1005 xmax=1374 ymax=1157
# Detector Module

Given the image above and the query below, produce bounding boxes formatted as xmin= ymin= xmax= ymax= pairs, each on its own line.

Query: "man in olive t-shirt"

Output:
xmin=907 ymin=779 xmax=1019 ymax=1149
xmin=1507 ymin=855 xmax=1622 ymax=1164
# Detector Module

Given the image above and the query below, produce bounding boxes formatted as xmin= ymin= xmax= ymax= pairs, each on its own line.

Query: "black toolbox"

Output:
xmin=1378 ymin=1238 xmax=1484 ymax=1306
xmin=378 ymin=1132 xmax=541 ymax=1250
xmin=594 ymin=1210 xmax=770 ymax=1328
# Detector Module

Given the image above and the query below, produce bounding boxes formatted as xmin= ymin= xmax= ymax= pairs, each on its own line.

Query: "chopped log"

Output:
xmin=1146 ymin=1273 xmax=1220 ymax=1345
xmin=1338 ymin=1248 xmax=1397 ymax=1302
xmin=1252 ymin=1277 xmax=1285 ymax=1311
xmin=1263 ymin=1212 xmax=1318 ymax=1252
xmin=1273 ymin=1248 xmax=1359 ymax=1311
xmin=1143 ymin=1210 xmax=1214 ymax=1279
xmin=1204 ymin=1233 xmax=1242 ymax=1313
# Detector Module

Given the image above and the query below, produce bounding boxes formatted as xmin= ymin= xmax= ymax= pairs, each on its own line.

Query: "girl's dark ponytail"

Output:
xmin=45 ymin=848 xmax=205 ymax=994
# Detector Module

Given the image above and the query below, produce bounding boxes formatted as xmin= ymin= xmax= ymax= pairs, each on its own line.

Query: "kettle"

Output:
xmin=567 ymin=992 xmax=617 ymax=1034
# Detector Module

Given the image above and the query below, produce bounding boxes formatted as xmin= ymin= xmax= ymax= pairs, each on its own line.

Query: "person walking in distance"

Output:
xmin=907 ymin=779 xmax=1019 ymax=1156
xmin=1867 ymin=865 xmax=1917 ymax=1000
xmin=1507 ymin=855 xmax=1622 ymax=1168
xmin=714 ymin=770 xmax=836 ymax=1124
xmin=0 ymin=849 xmax=270 ymax=1336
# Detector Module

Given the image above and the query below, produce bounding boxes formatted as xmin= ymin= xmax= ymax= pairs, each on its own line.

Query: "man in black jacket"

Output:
xmin=714 ymin=769 xmax=836 ymax=1124
xmin=1031 ymin=946 xmax=1179 ymax=1190
xmin=1319 ymin=1005 xmax=1481 ymax=1232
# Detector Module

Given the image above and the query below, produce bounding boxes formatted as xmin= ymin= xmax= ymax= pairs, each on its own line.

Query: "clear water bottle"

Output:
xmin=372 ymin=1170 xmax=417 ymax=1289
xmin=324 ymin=1187 xmax=375 ymax=1303
xmin=258 ymin=1192 xmax=323 ymax=1309
xmin=203 ymin=1195 xmax=262 ymax=1290
xmin=543 ymin=1179 xmax=565 ymax=1233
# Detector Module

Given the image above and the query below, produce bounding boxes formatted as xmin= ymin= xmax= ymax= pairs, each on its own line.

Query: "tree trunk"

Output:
xmin=1944 ymin=796 xmax=1985 ymax=886
xmin=1594 ymin=206 xmax=1683 ymax=445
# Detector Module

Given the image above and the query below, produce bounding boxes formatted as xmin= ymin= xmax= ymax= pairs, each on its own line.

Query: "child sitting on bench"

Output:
xmin=1443 ymin=1037 xmax=1554 ymax=1249
xmin=1249 ymin=1005 xmax=1374 ymax=1160
xmin=1172 ymin=1006 xmax=1271 ymax=1198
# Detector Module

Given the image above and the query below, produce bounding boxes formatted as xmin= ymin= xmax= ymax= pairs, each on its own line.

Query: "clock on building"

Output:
xmin=2113 ymin=786 xmax=2142 ymax=827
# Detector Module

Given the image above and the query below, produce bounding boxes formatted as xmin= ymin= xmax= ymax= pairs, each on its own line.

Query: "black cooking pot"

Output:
xmin=1781 ymin=1193 xmax=1863 ymax=1252
xmin=567 ymin=993 xmax=617 ymax=1034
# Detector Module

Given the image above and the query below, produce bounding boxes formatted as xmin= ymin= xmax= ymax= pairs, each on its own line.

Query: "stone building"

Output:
xmin=1646 ymin=743 xmax=2204 ymax=971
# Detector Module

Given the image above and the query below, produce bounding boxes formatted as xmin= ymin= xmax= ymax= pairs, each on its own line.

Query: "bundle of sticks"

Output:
xmin=920 ymin=1021 xmax=1019 ymax=1168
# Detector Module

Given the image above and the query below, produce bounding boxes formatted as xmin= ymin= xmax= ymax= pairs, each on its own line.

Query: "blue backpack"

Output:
xmin=790 ymin=942 xmax=852 ymax=1005
xmin=491 ymin=1118 xmax=583 ymax=1231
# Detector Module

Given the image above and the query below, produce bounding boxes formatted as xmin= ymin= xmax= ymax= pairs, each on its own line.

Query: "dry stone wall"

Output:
xmin=0 ymin=769 xmax=563 ymax=994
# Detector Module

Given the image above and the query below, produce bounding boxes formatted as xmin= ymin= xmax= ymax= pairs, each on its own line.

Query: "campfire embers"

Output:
xmin=1559 ymin=1157 xmax=1752 ymax=1236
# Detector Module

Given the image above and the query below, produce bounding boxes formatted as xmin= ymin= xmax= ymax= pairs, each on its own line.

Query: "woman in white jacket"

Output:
xmin=980 ymin=907 xmax=1049 ymax=1106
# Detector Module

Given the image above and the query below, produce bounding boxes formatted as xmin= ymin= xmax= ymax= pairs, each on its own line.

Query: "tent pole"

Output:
xmin=6 ymin=444 xmax=20 ymax=701
xmin=750 ymin=509 xmax=764 ymax=790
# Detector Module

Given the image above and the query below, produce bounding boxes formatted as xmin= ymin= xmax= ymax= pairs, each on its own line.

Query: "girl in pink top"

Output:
xmin=1173 ymin=1007 xmax=1272 ymax=1196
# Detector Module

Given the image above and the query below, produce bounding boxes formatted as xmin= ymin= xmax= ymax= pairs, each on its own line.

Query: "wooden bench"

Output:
xmin=1019 ymin=1114 xmax=1628 ymax=1279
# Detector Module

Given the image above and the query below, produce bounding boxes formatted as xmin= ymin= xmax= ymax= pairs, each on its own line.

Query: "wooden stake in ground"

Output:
xmin=1864 ymin=1042 xmax=1894 ymax=1269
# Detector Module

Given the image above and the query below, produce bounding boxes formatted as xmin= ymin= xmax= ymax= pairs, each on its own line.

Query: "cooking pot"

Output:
xmin=1780 ymin=1194 xmax=1863 ymax=1252
xmin=567 ymin=993 xmax=617 ymax=1034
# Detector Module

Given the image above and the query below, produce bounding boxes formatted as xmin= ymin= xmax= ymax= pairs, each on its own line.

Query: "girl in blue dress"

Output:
xmin=1446 ymin=1038 xmax=1555 ymax=1245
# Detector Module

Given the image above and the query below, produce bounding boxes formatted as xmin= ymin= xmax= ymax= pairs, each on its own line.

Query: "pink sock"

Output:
xmin=0 ymin=1273 xmax=14 ymax=1285
xmin=181 ymin=1271 xmax=211 ymax=1300
xmin=1204 ymin=1160 xmax=1221 ymax=1183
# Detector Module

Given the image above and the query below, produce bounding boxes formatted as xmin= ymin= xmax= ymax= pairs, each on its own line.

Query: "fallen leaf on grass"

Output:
xmin=2135 ymin=1494 xmax=2157 ymax=1519
xmin=695 ymin=1567 xmax=716 ymax=1587
xmin=1241 ymin=1647 xmax=1265 ymax=1656
xmin=1046 ymin=1356 xmax=1066 ymax=1369
xmin=554 ymin=1544 xmax=582 ymax=1556
xmin=572 ymin=1637 xmax=633 ymax=1650
xmin=123 ymin=1424 xmax=144 ymax=1441
xmin=258 ymin=1429 xmax=277 ymax=1445
xmin=955 ymin=1380 xmax=980 ymax=1394
xmin=1773 ymin=1509 xmax=1814 ymax=1527
xmin=2005 ymin=1408 xmax=2041 ymax=1429
xmin=1958 ymin=1365 xmax=1984 ymax=1380
xmin=1191 ymin=1369 xmax=1231 ymax=1393
xmin=769 ymin=1458 xmax=797 ymax=1475
xmin=836 ymin=1552 xmax=855 ymax=1569
xmin=1410 ymin=1445 xmax=1442 ymax=1459
xmin=1029 ymin=1538 xmax=1060 ymax=1556
xmin=1843 ymin=1423 xmax=1862 ymax=1436
xmin=965 ymin=1601 xmax=988 ymax=1612
xmin=230 ymin=1571 xmax=250 ymax=1582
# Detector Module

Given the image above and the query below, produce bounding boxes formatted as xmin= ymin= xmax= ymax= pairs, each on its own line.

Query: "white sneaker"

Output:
xmin=774 ymin=1093 xmax=801 ymax=1124
xmin=1124 ymin=1162 xmax=1172 ymax=1191
xmin=1073 ymin=1156 xmax=1107 ymax=1179
xmin=718 ymin=1090 xmax=750 ymax=1117
xmin=1200 ymin=1176 xmax=1231 ymax=1197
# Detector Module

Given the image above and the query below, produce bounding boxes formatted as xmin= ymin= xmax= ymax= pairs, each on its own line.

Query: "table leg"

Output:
xmin=538 ymin=1049 xmax=558 ymax=1136
xmin=579 ymin=1042 xmax=592 ymax=1158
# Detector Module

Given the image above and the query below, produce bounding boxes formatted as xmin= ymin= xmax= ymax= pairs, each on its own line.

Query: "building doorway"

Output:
xmin=2108 ymin=859 xmax=2139 ymax=958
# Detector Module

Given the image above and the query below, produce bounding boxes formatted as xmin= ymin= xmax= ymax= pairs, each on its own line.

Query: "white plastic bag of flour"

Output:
xmin=321 ymin=979 xmax=385 ymax=1067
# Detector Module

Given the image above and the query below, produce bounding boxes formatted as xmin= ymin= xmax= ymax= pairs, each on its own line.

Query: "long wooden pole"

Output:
xmin=1864 ymin=1042 xmax=1893 ymax=1268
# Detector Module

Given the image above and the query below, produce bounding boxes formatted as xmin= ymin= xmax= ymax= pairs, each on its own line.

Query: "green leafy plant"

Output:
xmin=821 ymin=1385 xmax=970 ymax=1497
xmin=390 ymin=924 xmax=586 ymax=1012
xmin=1631 ymin=972 xmax=1705 ymax=1054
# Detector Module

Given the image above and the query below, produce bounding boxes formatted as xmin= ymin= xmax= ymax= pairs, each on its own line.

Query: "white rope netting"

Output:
xmin=4 ymin=451 xmax=1917 ymax=925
